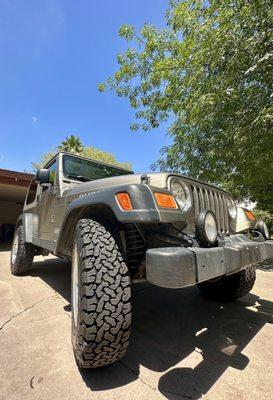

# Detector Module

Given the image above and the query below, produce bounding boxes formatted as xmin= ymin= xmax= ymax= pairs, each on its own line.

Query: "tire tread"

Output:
xmin=10 ymin=226 xmax=34 ymax=275
xmin=73 ymin=218 xmax=131 ymax=368
xmin=197 ymin=265 xmax=256 ymax=301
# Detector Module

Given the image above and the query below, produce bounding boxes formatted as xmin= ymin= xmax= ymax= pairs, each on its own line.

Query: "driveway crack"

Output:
xmin=0 ymin=295 xmax=56 ymax=331
xmin=118 ymin=360 xmax=157 ymax=393
xmin=119 ymin=360 xmax=198 ymax=399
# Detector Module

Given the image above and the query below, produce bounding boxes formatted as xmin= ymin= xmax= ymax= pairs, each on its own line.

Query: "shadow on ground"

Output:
xmin=31 ymin=258 xmax=273 ymax=399
xmin=257 ymin=258 xmax=273 ymax=272
xmin=0 ymin=242 xmax=12 ymax=252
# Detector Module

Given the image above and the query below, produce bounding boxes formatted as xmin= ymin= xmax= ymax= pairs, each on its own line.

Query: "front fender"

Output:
xmin=236 ymin=206 xmax=256 ymax=233
xmin=56 ymin=184 xmax=185 ymax=256
xmin=15 ymin=213 xmax=38 ymax=243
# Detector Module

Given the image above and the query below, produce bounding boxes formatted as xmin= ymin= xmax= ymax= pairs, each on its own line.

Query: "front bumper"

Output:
xmin=146 ymin=234 xmax=273 ymax=289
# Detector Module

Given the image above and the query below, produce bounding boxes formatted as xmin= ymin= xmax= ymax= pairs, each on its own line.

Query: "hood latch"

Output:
xmin=140 ymin=174 xmax=150 ymax=185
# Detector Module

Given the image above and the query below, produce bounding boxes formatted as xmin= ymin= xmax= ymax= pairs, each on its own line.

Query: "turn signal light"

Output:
xmin=116 ymin=193 xmax=133 ymax=211
xmin=245 ymin=210 xmax=256 ymax=221
xmin=154 ymin=193 xmax=178 ymax=209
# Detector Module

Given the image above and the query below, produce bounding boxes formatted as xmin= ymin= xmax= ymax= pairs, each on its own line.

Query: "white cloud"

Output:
xmin=32 ymin=116 xmax=39 ymax=123
xmin=0 ymin=155 xmax=4 ymax=162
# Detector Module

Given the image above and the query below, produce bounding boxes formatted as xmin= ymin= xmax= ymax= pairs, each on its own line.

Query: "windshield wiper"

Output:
xmin=66 ymin=174 xmax=92 ymax=182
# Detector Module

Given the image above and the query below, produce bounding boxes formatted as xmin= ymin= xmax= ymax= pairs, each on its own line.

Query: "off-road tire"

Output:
xmin=197 ymin=265 xmax=256 ymax=301
xmin=71 ymin=218 xmax=131 ymax=368
xmin=10 ymin=225 xmax=35 ymax=275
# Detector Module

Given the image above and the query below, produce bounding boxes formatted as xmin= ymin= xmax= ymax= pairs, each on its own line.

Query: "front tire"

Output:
xmin=71 ymin=218 xmax=132 ymax=368
xmin=197 ymin=265 xmax=256 ymax=301
xmin=10 ymin=225 xmax=35 ymax=275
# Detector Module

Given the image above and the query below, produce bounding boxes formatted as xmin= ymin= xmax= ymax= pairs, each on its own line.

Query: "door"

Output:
xmin=36 ymin=160 xmax=57 ymax=244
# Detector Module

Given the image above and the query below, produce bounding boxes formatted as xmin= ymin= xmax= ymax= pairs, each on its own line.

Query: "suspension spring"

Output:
xmin=125 ymin=225 xmax=146 ymax=272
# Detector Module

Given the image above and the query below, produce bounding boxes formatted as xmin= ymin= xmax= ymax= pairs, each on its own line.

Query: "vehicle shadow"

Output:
xmin=30 ymin=258 xmax=273 ymax=399
xmin=0 ymin=242 xmax=12 ymax=252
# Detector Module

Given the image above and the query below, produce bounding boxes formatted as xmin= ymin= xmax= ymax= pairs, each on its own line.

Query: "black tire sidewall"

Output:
xmin=71 ymin=241 xmax=81 ymax=349
xmin=10 ymin=227 xmax=20 ymax=268
xmin=71 ymin=218 xmax=132 ymax=368
xmin=10 ymin=225 xmax=34 ymax=275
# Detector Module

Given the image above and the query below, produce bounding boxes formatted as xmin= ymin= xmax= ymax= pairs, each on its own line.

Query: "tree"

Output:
xmin=32 ymin=135 xmax=132 ymax=171
xmin=57 ymin=135 xmax=84 ymax=154
xmin=32 ymin=152 xmax=55 ymax=171
xmin=82 ymin=146 xmax=132 ymax=170
xmin=100 ymin=0 xmax=273 ymax=211
xmin=253 ymin=208 xmax=273 ymax=235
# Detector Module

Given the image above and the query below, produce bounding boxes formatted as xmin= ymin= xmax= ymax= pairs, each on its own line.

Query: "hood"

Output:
xmin=66 ymin=171 xmax=229 ymax=197
xmin=67 ymin=173 xmax=169 ymax=196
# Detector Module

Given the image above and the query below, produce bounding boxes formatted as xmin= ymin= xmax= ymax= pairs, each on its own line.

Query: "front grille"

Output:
xmin=191 ymin=185 xmax=229 ymax=233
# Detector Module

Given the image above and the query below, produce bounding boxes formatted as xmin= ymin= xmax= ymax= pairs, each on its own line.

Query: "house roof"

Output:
xmin=0 ymin=168 xmax=34 ymax=203
xmin=0 ymin=168 xmax=34 ymax=187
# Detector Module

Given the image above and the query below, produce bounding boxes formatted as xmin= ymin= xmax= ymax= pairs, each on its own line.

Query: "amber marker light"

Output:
xmin=116 ymin=192 xmax=133 ymax=211
xmin=245 ymin=210 xmax=256 ymax=221
xmin=154 ymin=192 xmax=178 ymax=209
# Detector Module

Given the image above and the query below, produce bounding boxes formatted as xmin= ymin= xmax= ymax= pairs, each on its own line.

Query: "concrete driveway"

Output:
xmin=1 ymin=251 xmax=273 ymax=400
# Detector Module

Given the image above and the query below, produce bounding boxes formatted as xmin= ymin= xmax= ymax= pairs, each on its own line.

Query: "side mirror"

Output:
xmin=35 ymin=169 xmax=50 ymax=184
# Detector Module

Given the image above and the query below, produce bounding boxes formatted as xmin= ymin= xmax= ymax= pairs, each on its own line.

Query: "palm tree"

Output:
xmin=57 ymin=135 xmax=84 ymax=154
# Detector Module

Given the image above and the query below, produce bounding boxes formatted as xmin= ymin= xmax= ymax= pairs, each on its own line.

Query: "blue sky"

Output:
xmin=0 ymin=0 xmax=171 ymax=173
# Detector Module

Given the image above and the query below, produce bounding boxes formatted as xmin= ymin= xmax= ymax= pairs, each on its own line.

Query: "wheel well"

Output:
xmin=15 ymin=218 xmax=23 ymax=230
xmin=56 ymin=204 xmax=119 ymax=257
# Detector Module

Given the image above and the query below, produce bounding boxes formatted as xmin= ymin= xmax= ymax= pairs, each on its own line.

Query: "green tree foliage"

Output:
xmin=32 ymin=135 xmax=132 ymax=171
xmin=57 ymin=135 xmax=84 ymax=154
xmin=32 ymin=152 xmax=55 ymax=171
xmin=253 ymin=209 xmax=273 ymax=235
xmin=81 ymin=146 xmax=132 ymax=170
xmin=101 ymin=0 xmax=273 ymax=211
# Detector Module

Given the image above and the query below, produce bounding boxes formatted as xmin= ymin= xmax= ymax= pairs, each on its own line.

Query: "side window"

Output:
xmin=48 ymin=161 xmax=56 ymax=184
xmin=26 ymin=179 xmax=38 ymax=205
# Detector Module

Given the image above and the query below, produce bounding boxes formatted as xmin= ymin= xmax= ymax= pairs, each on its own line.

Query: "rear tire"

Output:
xmin=71 ymin=218 xmax=131 ymax=368
xmin=10 ymin=225 xmax=35 ymax=275
xmin=197 ymin=265 xmax=256 ymax=301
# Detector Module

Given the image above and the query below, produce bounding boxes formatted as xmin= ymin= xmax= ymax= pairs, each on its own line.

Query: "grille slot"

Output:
xmin=192 ymin=185 xmax=229 ymax=233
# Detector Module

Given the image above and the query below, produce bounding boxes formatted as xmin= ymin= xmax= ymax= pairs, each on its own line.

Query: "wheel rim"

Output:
xmin=72 ymin=243 xmax=79 ymax=328
xmin=11 ymin=233 xmax=19 ymax=264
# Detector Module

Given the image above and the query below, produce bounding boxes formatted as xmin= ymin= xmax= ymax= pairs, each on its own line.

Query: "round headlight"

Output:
xmin=196 ymin=210 xmax=218 ymax=245
xmin=227 ymin=198 xmax=237 ymax=219
xmin=256 ymin=220 xmax=270 ymax=240
xmin=170 ymin=179 xmax=191 ymax=211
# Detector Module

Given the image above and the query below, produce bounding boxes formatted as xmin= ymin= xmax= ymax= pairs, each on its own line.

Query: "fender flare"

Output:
xmin=235 ymin=206 xmax=256 ymax=233
xmin=55 ymin=183 xmax=185 ymax=256
xmin=15 ymin=213 xmax=38 ymax=243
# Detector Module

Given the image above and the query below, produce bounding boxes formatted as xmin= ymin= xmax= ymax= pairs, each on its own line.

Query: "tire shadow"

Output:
xmin=31 ymin=257 xmax=273 ymax=399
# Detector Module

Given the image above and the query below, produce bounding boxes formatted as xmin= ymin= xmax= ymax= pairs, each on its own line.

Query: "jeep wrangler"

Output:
xmin=11 ymin=152 xmax=273 ymax=368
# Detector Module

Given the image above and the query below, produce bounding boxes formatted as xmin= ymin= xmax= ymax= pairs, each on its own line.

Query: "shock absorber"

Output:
xmin=125 ymin=224 xmax=146 ymax=275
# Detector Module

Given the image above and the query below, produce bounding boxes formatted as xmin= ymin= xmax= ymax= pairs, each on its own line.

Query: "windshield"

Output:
xmin=63 ymin=155 xmax=133 ymax=181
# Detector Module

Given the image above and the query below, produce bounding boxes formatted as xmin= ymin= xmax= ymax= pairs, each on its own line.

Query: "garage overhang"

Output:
xmin=0 ymin=168 xmax=34 ymax=204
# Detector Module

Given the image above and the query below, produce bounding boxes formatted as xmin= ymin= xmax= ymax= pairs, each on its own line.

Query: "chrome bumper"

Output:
xmin=146 ymin=235 xmax=273 ymax=289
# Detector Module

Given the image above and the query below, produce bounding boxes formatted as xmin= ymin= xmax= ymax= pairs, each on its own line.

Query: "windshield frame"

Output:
xmin=62 ymin=153 xmax=133 ymax=182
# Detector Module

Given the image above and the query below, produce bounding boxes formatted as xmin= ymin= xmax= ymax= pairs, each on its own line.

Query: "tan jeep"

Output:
xmin=11 ymin=151 xmax=273 ymax=368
